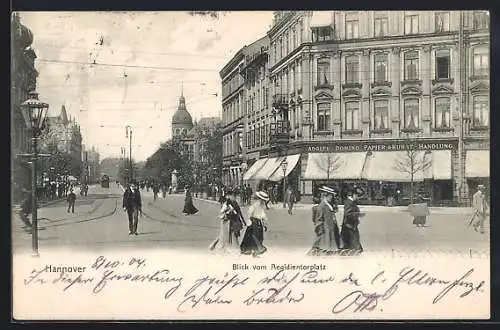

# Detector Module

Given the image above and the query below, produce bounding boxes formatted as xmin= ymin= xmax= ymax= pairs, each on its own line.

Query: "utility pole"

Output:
xmin=458 ymin=11 xmax=467 ymax=206
xmin=126 ymin=126 xmax=133 ymax=183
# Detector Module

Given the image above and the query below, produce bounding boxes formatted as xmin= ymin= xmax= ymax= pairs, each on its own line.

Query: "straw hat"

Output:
xmin=318 ymin=186 xmax=336 ymax=195
xmin=255 ymin=191 xmax=270 ymax=202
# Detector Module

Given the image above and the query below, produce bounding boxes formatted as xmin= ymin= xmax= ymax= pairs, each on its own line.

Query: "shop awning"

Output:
xmin=363 ymin=151 xmax=430 ymax=182
xmin=303 ymin=152 xmax=367 ymax=180
xmin=242 ymin=158 xmax=267 ymax=181
xmin=310 ymin=11 xmax=334 ymax=28
xmin=252 ymin=157 xmax=285 ymax=181
xmin=268 ymin=154 xmax=301 ymax=182
xmin=428 ymin=150 xmax=452 ymax=180
xmin=466 ymin=150 xmax=490 ymax=178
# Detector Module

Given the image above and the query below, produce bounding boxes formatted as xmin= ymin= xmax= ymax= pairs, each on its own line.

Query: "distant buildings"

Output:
xmin=220 ymin=11 xmax=490 ymax=206
xmin=82 ymin=146 xmax=100 ymax=183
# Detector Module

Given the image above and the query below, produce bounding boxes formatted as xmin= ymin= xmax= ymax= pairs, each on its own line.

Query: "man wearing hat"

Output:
xmin=471 ymin=184 xmax=488 ymax=234
xmin=224 ymin=189 xmax=245 ymax=244
xmin=340 ymin=187 xmax=365 ymax=255
xmin=123 ymin=182 xmax=142 ymax=235
xmin=312 ymin=186 xmax=340 ymax=254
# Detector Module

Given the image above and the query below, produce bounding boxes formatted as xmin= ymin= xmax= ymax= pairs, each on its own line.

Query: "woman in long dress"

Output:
xmin=182 ymin=187 xmax=198 ymax=215
xmin=412 ymin=195 xmax=427 ymax=227
xmin=240 ymin=191 xmax=269 ymax=257
xmin=209 ymin=194 xmax=243 ymax=251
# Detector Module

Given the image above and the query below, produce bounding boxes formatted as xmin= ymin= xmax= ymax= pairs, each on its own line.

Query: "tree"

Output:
xmin=199 ymin=123 xmax=223 ymax=186
xmin=393 ymin=136 xmax=432 ymax=204
xmin=312 ymin=152 xmax=344 ymax=181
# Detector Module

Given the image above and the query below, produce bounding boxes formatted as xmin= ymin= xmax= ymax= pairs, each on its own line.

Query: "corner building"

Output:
xmin=229 ymin=11 xmax=490 ymax=206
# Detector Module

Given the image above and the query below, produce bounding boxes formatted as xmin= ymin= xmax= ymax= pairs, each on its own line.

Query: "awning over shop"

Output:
xmin=428 ymin=150 xmax=452 ymax=180
xmin=363 ymin=151 xmax=430 ymax=182
xmin=242 ymin=158 xmax=267 ymax=181
xmin=466 ymin=150 xmax=490 ymax=178
xmin=310 ymin=11 xmax=334 ymax=27
xmin=268 ymin=154 xmax=301 ymax=182
xmin=252 ymin=157 xmax=285 ymax=181
xmin=303 ymin=152 xmax=367 ymax=180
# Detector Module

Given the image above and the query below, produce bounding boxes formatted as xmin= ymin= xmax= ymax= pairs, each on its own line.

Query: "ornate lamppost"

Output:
xmin=281 ymin=158 xmax=288 ymax=208
xmin=20 ymin=91 xmax=49 ymax=256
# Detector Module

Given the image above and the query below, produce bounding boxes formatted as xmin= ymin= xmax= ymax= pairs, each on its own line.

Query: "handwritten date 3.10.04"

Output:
xmin=22 ymin=256 xmax=486 ymax=315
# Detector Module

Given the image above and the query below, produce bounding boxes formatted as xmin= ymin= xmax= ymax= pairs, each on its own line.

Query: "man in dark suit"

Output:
xmin=314 ymin=186 xmax=340 ymax=253
xmin=340 ymin=187 xmax=365 ymax=255
xmin=224 ymin=190 xmax=245 ymax=245
xmin=123 ymin=183 xmax=142 ymax=235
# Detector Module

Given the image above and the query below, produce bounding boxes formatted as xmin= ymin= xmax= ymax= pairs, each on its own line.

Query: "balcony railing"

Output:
xmin=272 ymin=94 xmax=289 ymax=109
xmin=269 ymin=120 xmax=290 ymax=145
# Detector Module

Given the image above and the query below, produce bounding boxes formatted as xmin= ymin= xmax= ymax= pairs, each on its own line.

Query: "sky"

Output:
xmin=18 ymin=11 xmax=274 ymax=161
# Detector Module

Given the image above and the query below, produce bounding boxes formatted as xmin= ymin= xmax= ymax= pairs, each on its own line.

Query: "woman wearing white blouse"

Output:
xmin=240 ymin=191 xmax=269 ymax=257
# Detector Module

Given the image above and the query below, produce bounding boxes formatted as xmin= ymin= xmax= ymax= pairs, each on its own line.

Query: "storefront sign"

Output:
xmin=306 ymin=141 xmax=457 ymax=153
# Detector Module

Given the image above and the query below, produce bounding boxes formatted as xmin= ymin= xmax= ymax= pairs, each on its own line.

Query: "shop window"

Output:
xmin=473 ymin=47 xmax=489 ymax=77
xmin=473 ymin=96 xmax=489 ymax=127
xmin=404 ymin=99 xmax=419 ymax=129
xmin=345 ymin=13 xmax=359 ymax=39
xmin=374 ymin=17 xmax=388 ymax=37
xmin=317 ymin=103 xmax=331 ymax=131
xmin=404 ymin=51 xmax=419 ymax=81
xmin=345 ymin=55 xmax=359 ymax=84
xmin=345 ymin=102 xmax=360 ymax=130
xmin=435 ymin=97 xmax=451 ymax=128
xmin=374 ymin=100 xmax=389 ymax=130
xmin=317 ymin=58 xmax=330 ymax=85
xmin=436 ymin=49 xmax=451 ymax=80
xmin=405 ymin=14 xmax=419 ymax=35
xmin=374 ymin=53 xmax=388 ymax=82
xmin=435 ymin=12 xmax=450 ymax=32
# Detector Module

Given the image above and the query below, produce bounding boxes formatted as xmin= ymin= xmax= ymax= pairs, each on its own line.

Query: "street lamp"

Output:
xmin=281 ymin=158 xmax=288 ymax=208
xmin=20 ymin=91 xmax=49 ymax=257
xmin=125 ymin=126 xmax=133 ymax=183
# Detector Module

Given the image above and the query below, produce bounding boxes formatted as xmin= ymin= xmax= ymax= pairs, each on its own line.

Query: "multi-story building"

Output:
xmin=236 ymin=10 xmax=489 ymax=206
xmin=220 ymin=48 xmax=246 ymax=186
xmin=84 ymin=146 xmax=100 ymax=183
xmin=11 ymin=13 xmax=38 ymax=202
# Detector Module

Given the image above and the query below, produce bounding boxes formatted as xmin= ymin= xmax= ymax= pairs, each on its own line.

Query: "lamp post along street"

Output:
xmin=20 ymin=91 xmax=49 ymax=257
xmin=281 ymin=159 xmax=288 ymax=208
xmin=125 ymin=126 xmax=133 ymax=183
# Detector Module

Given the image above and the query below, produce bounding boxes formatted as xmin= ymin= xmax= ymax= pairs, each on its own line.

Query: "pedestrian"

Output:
xmin=412 ymin=195 xmax=428 ymax=228
xmin=340 ymin=187 xmax=365 ymax=256
xmin=285 ymin=186 xmax=296 ymax=215
xmin=308 ymin=195 xmax=323 ymax=255
xmin=182 ymin=187 xmax=198 ymax=215
xmin=123 ymin=183 xmax=142 ymax=235
xmin=311 ymin=186 xmax=340 ymax=255
xmin=240 ymin=191 xmax=269 ymax=257
xmin=153 ymin=184 xmax=159 ymax=201
xmin=471 ymin=184 xmax=488 ymax=234
xmin=210 ymin=189 xmax=246 ymax=252
xmin=67 ymin=188 xmax=76 ymax=214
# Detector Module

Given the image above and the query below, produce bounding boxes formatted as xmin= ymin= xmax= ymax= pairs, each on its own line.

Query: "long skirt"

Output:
xmin=240 ymin=219 xmax=267 ymax=255
xmin=412 ymin=216 xmax=427 ymax=226
xmin=183 ymin=199 xmax=198 ymax=215
xmin=209 ymin=219 xmax=239 ymax=251
xmin=340 ymin=225 xmax=363 ymax=255
xmin=310 ymin=222 xmax=341 ymax=255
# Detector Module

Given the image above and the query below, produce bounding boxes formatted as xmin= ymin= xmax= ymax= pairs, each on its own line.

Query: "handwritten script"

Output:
xmin=22 ymin=256 xmax=486 ymax=314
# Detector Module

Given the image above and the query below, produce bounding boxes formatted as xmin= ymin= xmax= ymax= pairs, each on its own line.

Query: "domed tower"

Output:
xmin=172 ymin=88 xmax=193 ymax=138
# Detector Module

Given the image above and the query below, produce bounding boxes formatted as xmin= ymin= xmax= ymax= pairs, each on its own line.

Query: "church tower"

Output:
xmin=171 ymin=85 xmax=193 ymax=138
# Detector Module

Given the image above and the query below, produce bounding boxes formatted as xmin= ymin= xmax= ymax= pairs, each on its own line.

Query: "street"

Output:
xmin=12 ymin=184 xmax=489 ymax=256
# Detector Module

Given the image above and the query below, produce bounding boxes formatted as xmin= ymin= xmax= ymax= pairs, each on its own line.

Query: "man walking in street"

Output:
xmin=471 ymin=184 xmax=488 ymax=234
xmin=285 ymin=185 xmax=296 ymax=215
xmin=67 ymin=188 xmax=76 ymax=214
xmin=123 ymin=183 xmax=142 ymax=235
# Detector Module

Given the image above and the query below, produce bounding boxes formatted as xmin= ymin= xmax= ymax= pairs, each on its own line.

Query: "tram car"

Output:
xmin=101 ymin=174 xmax=110 ymax=188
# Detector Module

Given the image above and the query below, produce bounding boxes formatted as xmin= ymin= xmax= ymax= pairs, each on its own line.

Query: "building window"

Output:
xmin=279 ymin=39 xmax=282 ymax=59
xmin=435 ymin=97 xmax=451 ymax=128
xmin=298 ymin=20 xmax=303 ymax=44
xmin=435 ymin=12 xmax=450 ymax=32
xmin=473 ymin=11 xmax=489 ymax=29
xmin=404 ymin=51 xmax=419 ymax=80
xmin=317 ymin=103 xmax=331 ymax=131
xmin=317 ymin=58 xmax=330 ymax=85
xmin=312 ymin=27 xmax=333 ymax=42
xmin=404 ymin=99 xmax=419 ymax=129
xmin=345 ymin=55 xmax=359 ymax=84
xmin=374 ymin=53 xmax=388 ymax=82
xmin=284 ymin=34 xmax=289 ymax=55
xmin=345 ymin=102 xmax=359 ymax=130
xmin=273 ymin=42 xmax=277 ymax=64
xmin=436 ymin=49 xmax=451 ymax=79
xmin=292 ymin=28 xmax=296 ymax=49
xmin=473 ymin=48 xmax=489 ymax=77
xmin=473 ymin=96 xmax=489 ymax=127
xmin=374 ymin=100 xmax=389 ymax=130
xmin=345 ymin=14 xmax=359 ymax=39
xmin=405 ymin=14 xmax=419 ymax=35
xmin=374 ymin=17 xmax=388 ymax=37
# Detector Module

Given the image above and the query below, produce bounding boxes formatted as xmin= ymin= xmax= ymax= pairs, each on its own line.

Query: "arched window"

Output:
xmin=404 ymin=99 xmax=419 ymax=129
xmin=435 ymin=97 xmax=451 ymax=128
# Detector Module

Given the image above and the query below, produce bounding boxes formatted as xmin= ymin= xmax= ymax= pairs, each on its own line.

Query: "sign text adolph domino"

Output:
xmin=306 ymin=141 xmax=458 ymax=153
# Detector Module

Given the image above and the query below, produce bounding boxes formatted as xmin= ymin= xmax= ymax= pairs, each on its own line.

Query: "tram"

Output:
xmin=101 ymin=174 xmax=110 ymax=188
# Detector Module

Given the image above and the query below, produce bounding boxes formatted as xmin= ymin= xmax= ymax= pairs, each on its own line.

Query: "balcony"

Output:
xmin=272 ymin=93 xmax=289 ymax=110
xmin=269 ymin=120 xmax=291 ymax=145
